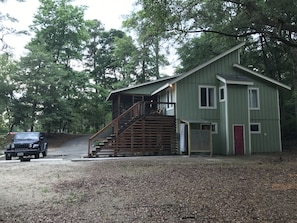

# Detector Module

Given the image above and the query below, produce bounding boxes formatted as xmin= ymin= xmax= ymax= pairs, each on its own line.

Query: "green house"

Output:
xmin=89 ymin=43 xmax=291 ymax=157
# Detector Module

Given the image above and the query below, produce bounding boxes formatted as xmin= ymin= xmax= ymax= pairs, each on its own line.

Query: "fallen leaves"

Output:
xmin=2 ymin=155 xmax=297 ymax=222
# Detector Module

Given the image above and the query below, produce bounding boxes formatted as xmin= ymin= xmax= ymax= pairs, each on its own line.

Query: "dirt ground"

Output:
xmin=1 ymin=151 xmax=297 ymax=223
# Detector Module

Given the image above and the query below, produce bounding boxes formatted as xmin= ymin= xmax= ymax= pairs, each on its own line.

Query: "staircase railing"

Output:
xmin=88 ymin=101 xmax=176 ymax=157
xmin=88 ymin=102 xmax=145 ymax=157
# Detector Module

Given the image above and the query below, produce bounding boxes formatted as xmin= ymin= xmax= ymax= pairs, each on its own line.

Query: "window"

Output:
xmin=211 ymin=123 xmax=218 ymax=134
xmin=219 ymin=86 xmax=225 ymax=102
xmin=201 ymin=124 xmax=210 ymax=130
xmin=201 ymin=123 xmax=218 ymax=134
xmin=166 ymin=88 xmax=173 ymax=108
xmin=250 ymin=123 xmax=261 ymax=134
xmin=249 ymin=88 xmax=260 ymax=109
xmin=199 ymin=86 xmax=216 ymax=109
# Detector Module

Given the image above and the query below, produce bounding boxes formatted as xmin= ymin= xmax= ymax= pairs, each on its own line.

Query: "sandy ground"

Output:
xmin=1 ymin=153 xmax=297 ymax=222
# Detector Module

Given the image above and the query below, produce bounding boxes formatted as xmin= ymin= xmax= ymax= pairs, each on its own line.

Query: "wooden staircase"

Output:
xmin=88 ymin=101 xmax=177 ymax=157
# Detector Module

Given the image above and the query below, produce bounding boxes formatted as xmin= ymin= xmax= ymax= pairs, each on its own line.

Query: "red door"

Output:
xmin=234 ymin=125 xmax=244 ymax=155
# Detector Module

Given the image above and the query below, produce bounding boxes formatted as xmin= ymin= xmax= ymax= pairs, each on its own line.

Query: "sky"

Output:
xmin=0 ymin=0 xmax=135 ymax=57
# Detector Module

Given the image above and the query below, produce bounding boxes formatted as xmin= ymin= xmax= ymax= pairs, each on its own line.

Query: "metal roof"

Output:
xmin=106 ymin=42 xmax=291 ymax=101
xmin=106 ymin=75 xmax=181 ymax=101
xmin=168 ymin=42 xmax=246 ymax=85
xmin=216 ymin=74 xmax=254 ymax=85
xmin=233 ymin=63 xmax=291 ymax=90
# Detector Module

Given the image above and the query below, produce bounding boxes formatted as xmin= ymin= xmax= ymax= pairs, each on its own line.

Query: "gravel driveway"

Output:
xmin=48 ymin=135 xmax=90 ymax=160
xmin=1 ymin=152 xmax=297 ymax=222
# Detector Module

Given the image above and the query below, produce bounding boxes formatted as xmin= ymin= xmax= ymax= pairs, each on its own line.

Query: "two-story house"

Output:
xmin=88 ymin=43 xmax=291 ymax=157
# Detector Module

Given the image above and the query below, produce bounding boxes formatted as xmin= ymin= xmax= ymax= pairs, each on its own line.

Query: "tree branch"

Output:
xmin=168 ymin=28 xmax=297 ymax=48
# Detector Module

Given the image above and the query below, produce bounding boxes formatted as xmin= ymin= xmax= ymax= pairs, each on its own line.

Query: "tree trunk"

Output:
xmin=47 ymin=123 xmax=51 ymax=135
xmin=62 ymin=121 xmax=68 ymax=132
xmin=290 ymin=47 xmax=297 ymax=129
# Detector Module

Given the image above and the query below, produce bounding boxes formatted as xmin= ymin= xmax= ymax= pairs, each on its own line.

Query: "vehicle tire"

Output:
xmin=42 ymin=150 xmax=47 ymax=157
xmin=35 ymin=153 xmax=40 ymax=159
xmin=5 ymin=154 xmax=11 ymax=160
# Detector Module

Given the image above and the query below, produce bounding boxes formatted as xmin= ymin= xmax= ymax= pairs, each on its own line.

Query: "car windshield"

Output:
xmin=14 ymin=132 xmax=39 ymax=140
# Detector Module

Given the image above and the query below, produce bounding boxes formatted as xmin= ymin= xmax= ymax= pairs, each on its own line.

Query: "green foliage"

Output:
xmin=1 ymin=0 xmax=296 ymax=137
xmin=137 ymin=0 xmax=296 ymax=136
xmin=11 ymin=44 xmax=66 ymax=131
xmin=31 ymin=0 xmax=87 ymax=65
xmin=113 ymin=35 xmax=139 ymax=83
xmin=176 ymin=33 xmax=239 ymax=73
xmin=123 ymin=5 xmax=169 ymax=82
xmin=0 ymin=54 xmax=18 ymax=132
xmin=83 ymin=20 xmax=128 ymax=87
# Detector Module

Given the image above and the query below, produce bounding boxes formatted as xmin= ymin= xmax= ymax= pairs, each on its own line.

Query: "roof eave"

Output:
xmin=216 ymin=75 xmax=254 ymax=86
xmin=233 ymin=63 xmax=291 ymax=90
xmin=106 ymin=75 xmax=180 ymax=101
xmin=151 ymin=83 xmax=170 ymax=96
xmin=170 ymin=42 xmax=246 ymax=85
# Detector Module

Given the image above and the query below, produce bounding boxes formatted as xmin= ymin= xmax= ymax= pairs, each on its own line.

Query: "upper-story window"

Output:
xmin=199 ymin=86 xmax=217 ymax=109
xmin=249 ymin=88 xmax=260 ymax=109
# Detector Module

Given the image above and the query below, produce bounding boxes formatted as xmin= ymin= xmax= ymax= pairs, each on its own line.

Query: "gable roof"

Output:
xmin=151 ymin=42 xmax=245 ymax=95
xmin=233 ymin=63 xmax=291 ymax=90
xmin=107 ymin=75 xmax=181 ymax=101
xmin=169 ymin=42 xmax=246 ymax=85
xmin=107 ymin=42 xmax=290 ymax=100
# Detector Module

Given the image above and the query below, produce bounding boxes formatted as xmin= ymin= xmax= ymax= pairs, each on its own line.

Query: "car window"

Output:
xmin=14 ymin=132 xmax=39 ymax=140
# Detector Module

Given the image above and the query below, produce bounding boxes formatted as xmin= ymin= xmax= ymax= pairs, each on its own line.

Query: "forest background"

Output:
xmin=0 ymin=0 xmax=296 ymax=141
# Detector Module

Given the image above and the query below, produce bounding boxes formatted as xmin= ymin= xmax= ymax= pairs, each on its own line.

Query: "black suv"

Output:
xmin=4 ymin=132 xmax=48 ymax=160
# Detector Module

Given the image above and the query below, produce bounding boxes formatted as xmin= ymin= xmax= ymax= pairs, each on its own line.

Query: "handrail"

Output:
xmin=88 ymin=102 xmax=144 ymax=156
xmin=88 ymin=101 xmax=176 ymax=157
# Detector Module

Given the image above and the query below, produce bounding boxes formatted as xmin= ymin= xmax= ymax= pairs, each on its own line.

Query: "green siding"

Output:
xmin=249 ymin=83 xmax=279 ymax=119
xmin=248 ymin=81 xmax=281 ymax=153
xmin=109 ymin=44 xmax=287 ymax=156
xmin=250 ymin=120 xmax=281 ymax=153
xmin=176 ymin=50 xmax=239 ymax=121
xmin=218 ymin=100 xmax=227 ymax=154
xmin=174 ymin=46 xmax=283 ymax=155
xmin=175 ymin=50 xmax=241 ymax=155
xmin=226 ymin=85 xmax=250 ymax=155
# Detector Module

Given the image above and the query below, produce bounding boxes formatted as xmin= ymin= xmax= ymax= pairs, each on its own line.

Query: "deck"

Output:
xmin=88 ymin=101 xmax=177 ymax=157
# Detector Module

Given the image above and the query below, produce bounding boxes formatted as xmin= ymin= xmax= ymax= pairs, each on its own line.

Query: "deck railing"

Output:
xmin=88 ymin=101 xmax=176 ymax=157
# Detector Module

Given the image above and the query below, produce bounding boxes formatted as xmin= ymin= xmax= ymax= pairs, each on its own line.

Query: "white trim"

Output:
xmin=169 ymin=43 xmax=245 ymax=85
xmin=250 ymin=123 xmax=261 ymax=134
xmin=276 ymin=89 xmax=283 ymax=152
xmin=107 ymin=75 xmax=181 ymax=100
xmin=248 ymin=87 xmax=260 ymax=110
xmin=216 ymin=75 xmax=254 ymax=86
xmin=216 ymin=75 xmax=227 ymax=84
xmin=151 ymin=83 xmax=170 ymax=96
xmin=211 ymin=123 xmax=218 ymax=134
xmin=166 ymin=87 xmax=174 ymax=108
xmin=248 ymin=96 xmax=251 ymax=155
xmin=233 ymin=124 xmax=245 ymax=155
xmin=198 ymin=85 xmax=217 ymax=109
xmin=225 ymin=84 xmax=230 ymax=154
xmin=233 ymin=63 xmax=291 ymax=90
xmin=219 ymin=86 xmax=225 ymax=102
